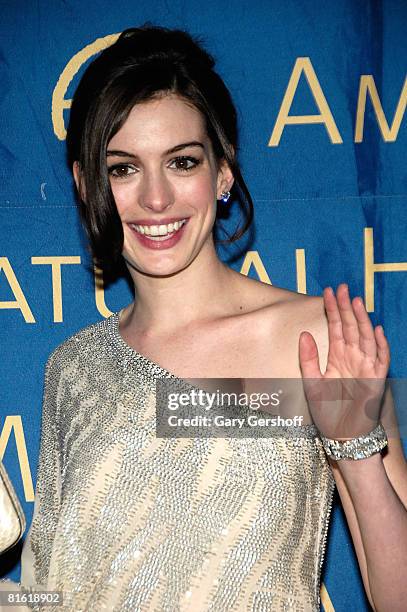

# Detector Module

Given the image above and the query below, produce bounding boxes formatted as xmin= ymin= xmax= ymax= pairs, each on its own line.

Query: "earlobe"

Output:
xmin=73 ymin=161 xmax=86 ymax=201
xmin=73 ymin=161 xmax=80 ymax=190
xmin=217 ymin=159 xmax=235 ymax=200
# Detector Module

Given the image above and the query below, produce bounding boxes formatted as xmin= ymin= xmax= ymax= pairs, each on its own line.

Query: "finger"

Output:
xmin=323 ymin=286 xmax=346 ymax=345
xmin=351 ymin=296 xmax=377 ymax=359
xmin=374 ymin=325 xmax=391 ymax=375
xmin=299 ymin=331 xmax=322 ymax=379
xmin=335 ymin=283 xmax=360 ymax=346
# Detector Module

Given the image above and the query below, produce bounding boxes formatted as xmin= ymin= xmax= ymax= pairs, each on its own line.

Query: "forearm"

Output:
xmin=337 ymin=453 xmax=407 ymax=612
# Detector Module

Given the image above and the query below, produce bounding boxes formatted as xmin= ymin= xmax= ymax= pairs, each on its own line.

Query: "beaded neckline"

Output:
xmin=104 ymin=309 xmax=179 ymax=379
xmin=103 ymin=310 xmax=319 ymax=437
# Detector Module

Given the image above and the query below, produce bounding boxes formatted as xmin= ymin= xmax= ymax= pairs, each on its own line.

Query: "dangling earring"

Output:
xmin=219 ymin=190 xmax=231 ymax=203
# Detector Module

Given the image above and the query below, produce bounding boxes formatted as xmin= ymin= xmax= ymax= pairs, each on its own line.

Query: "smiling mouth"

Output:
xmin=129 ymin=218 xmax=188 ymax=241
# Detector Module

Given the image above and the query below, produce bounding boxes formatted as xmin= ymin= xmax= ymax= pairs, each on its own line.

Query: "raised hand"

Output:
xmin=299 ymin=283 xmax=390 ymax=440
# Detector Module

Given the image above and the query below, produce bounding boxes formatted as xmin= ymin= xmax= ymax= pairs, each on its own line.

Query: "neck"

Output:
xmin=123 ymin=243 xmax=237 ymax=335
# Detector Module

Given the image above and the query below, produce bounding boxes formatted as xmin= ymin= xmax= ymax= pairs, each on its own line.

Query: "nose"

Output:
xmin=138 ymin=169 xmax=175 ymax=213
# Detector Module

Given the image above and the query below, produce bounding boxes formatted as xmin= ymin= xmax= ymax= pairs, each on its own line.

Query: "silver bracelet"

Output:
xmin=320 ymin=423 xmax=388 ymax=461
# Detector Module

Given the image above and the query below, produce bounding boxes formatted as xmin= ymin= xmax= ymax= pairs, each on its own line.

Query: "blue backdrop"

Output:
xmin=1 ymin=1 xmax=406 ymax=610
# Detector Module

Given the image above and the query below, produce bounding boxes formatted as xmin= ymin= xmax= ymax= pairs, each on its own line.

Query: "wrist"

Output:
xmin=335 ymin=452 xmax=389 ymax=497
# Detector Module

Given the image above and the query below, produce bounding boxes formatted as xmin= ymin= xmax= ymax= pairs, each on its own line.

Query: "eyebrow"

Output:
xmin=106 ymin=141 xmax=204 ymax=158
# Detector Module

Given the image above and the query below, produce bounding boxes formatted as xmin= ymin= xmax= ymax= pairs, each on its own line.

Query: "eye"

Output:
xmin=169 ymin=156 xmax=201 ymax=172
xmin=107 ymin=164 xmax=137 ymax=179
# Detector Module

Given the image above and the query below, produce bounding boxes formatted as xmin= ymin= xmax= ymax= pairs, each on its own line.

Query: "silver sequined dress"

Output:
xmin=1 ymin=311 xmax=335 ymax=612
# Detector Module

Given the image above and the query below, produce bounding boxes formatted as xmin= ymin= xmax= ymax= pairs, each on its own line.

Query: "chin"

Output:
xmin=123 ymin=253 xmax=192 ymax=278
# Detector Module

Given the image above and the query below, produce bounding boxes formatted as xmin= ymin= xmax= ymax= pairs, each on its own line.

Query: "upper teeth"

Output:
xmin=130 ymin=219 xmax=187 ymax=236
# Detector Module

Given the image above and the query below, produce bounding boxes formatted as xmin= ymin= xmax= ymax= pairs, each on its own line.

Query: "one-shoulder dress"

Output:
xmin=0 ymin=311 xmax=335 ymax=611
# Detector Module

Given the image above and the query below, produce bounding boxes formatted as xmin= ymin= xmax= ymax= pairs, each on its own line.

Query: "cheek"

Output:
xmin=182 ymin=174 xmax=217 ymax=206
xmin=110 ymin=183 xmax=134 ymax=217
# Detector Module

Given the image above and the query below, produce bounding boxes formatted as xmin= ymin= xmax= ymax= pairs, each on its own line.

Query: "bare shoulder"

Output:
xmin=233 ymin=274 xmax=329 ymax=377
xmin=233 ymin=271 xmax=327 ymax=331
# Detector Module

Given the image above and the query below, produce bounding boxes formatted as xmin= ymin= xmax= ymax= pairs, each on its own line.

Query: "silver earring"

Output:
xmin=219 ymin=190 xmax=231 ymax=203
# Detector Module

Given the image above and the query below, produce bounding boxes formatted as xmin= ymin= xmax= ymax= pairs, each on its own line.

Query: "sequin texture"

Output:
xmin=12 ymin=312 xmax=335 ymax=611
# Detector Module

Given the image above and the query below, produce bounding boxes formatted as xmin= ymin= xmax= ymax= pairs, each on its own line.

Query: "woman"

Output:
xmin=1 ymin=24 xmax=407 ymax=612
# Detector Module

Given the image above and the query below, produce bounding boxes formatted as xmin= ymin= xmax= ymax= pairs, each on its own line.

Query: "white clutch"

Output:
xmin=0 ymin=461 xmax=26 ymax=555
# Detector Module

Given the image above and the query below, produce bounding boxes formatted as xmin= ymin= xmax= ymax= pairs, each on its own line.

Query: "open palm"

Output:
xmin=299 ymin=283 xmax=390 ymax=440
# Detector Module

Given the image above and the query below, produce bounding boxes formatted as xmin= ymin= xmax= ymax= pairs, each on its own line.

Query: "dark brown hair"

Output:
xmin=66 ymin=24 xmax=254 ymax=274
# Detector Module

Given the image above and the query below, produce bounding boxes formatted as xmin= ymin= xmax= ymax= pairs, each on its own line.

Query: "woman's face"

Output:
xmin=106 ymin=93 xmax=233 ymax=277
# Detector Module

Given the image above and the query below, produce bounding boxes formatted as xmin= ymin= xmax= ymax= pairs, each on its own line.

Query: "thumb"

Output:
xmin=299 ymin=331 xmax=322 ymax=380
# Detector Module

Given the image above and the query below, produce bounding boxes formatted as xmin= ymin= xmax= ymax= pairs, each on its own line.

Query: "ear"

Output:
xmin=216 ymin=158 xmax=235 ymax=200
xmin=73 ymin=161 xmax=86 ymax=201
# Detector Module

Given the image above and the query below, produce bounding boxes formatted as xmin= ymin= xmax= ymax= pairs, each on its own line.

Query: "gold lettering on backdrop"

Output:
xmin=364 ymin=227 xmax=407 ymax=312
xmin=240 ymin=250 xmax=308 ymax=293
xmin=240 ymin=251 xmax=272 ymax=284
xmin=320 ymin=582 xmax=335 ymax=611
xmin=94 ymin=264 xmax=114 ymax=318
xmin=31 ymin=256 xmax=81 ymax=322
xmin=269 ymin=57 xmax=343 ymax=146
xmin=355 ymin=75 xmax=407 ymax=143
xmin=295 ymin=248 xmax=307 ymax=294
xmin=0 ymin=416 xmax=34 ymax=502
xmin=52 ymin=33 xmax=120 ymax=140
xmin=0 ymin=257 xmax=35 ymax=322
